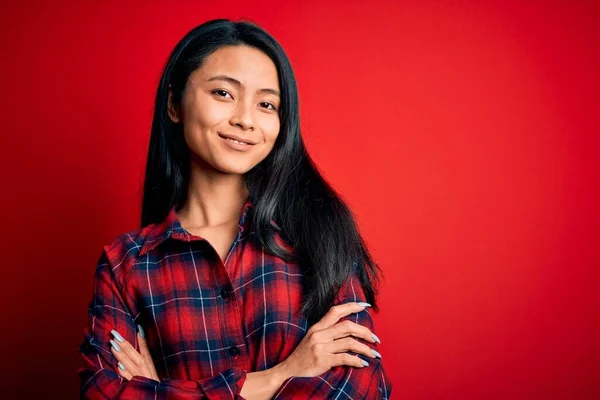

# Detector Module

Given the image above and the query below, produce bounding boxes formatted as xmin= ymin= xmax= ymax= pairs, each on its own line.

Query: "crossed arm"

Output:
xmin=78 ymin=251 xmax=393 ymax=399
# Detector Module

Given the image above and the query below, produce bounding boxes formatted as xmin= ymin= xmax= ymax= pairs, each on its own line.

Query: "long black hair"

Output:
xmin=142 ymin=19 xmax=382 ymax=324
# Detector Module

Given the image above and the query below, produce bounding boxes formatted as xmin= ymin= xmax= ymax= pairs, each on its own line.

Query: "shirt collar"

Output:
xmin=139 ymin=198 xmax=255 ymax=257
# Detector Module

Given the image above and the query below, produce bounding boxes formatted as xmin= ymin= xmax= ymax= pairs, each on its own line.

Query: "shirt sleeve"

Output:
xmin=273 ymin=263 xmax=393 ymax=399
xmin=78 ymin=250 xmax=248 ymax=399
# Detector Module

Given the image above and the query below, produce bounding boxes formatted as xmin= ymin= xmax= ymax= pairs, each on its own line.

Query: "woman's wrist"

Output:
xmin=240 ymin=364 xmax=292 ymax=399
xmin=269 ymin=360 xmax=293 ymax=386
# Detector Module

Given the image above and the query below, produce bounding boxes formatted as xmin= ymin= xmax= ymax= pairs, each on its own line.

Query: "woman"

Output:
xmin=78 ymin=18 xmax=392 ymax=399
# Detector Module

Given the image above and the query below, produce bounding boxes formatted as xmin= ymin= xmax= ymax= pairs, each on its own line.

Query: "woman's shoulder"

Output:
xmin=99 ymin=220 xmax=167 ymax=272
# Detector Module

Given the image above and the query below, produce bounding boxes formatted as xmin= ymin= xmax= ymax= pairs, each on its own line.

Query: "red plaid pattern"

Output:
xmin=78 ymin=199 xmax=392 ymax=398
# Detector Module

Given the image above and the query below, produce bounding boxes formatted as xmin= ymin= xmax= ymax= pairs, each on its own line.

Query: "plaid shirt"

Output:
xmin=78 ymin=199 xmax=392 ymax=399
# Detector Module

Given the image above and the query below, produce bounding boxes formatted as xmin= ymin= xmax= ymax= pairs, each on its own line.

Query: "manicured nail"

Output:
xmin=357 ymin=302 xmax=371 ymax=308
xmin=361 ymin=360 xmax=369 ymax=367
xmin=137 ymin=324 xmax=145 ymax=339
xmin=118 ymin=362 xmax=126 ymax=371
xmin=110 ymin=340 xmax=121 ymax=352
xmin=372 ymin=333 xmax=381 ymax=344
xmin=372 ymin=349 xmax=382 ymax=359
xmin=111 ymin=329 xmax=125 ymax=343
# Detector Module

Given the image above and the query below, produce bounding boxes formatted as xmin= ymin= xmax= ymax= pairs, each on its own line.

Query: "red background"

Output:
xmin=1 ymin=0 xmax=598 ymax=398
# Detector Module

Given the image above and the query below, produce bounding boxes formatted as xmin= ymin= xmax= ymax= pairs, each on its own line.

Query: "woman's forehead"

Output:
xmin=192 ymin=45 xmax=279 ymax=90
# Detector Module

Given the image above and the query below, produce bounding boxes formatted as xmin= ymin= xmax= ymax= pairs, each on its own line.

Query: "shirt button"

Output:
xmin=220 ymin=286 xmax=232 ymax=301
xmin=229 ymin=345 xmax=240 ymax=357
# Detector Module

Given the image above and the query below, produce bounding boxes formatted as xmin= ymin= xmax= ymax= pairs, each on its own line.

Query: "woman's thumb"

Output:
xmin=137 ymin=324 xmax=150 ymax=357
xmin=137 ymin=324 xmax=159 ymax=381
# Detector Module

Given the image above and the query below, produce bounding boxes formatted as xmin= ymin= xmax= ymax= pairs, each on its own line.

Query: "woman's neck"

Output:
xmin=177 ymin=165 xmax=249 ymax=229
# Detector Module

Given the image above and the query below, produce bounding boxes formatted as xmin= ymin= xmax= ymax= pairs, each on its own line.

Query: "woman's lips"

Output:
xmin=220 ymin=134 xmax=255 ymax=151
xmin=218 ymin=132 xmax=255 ymax=145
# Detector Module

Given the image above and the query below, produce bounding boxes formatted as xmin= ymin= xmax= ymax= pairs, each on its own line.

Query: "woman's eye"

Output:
xmin=260 ymin=102 xmax=277 ymax=111
xmin=212 ymin=89 xmax=232 ymax=98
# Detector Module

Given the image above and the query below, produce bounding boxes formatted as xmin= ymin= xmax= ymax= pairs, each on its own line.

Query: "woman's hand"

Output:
xmin=275 ymin=302 xmax=382 ymax=378
xmin=109 ymin=326 xmax=159 ymax=382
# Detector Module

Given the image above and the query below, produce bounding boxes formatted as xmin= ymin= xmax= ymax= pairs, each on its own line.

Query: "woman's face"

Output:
xmin=169 ymin=45 xmax=281 ymax=175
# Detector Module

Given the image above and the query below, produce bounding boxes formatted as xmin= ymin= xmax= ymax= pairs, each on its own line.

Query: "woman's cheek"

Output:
xmin=261 ymin=117 xmax=280 ymax=144
xmin=198 ymin=104 xmax=230 ymax=127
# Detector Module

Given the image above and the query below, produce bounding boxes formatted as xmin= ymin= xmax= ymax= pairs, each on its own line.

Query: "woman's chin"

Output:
xmin=213 ymin=161 xmax=253 ymax=176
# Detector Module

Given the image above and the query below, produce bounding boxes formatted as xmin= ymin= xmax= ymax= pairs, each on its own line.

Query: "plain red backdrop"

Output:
xmin=0 ymin=0 xmax=598 ymax=398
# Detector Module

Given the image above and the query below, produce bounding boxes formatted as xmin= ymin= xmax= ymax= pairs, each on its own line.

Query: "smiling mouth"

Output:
xmin=225 ymin=137 xmax=249 ymax=145
xmin=218 ymin=133 xmax=256 ymax=145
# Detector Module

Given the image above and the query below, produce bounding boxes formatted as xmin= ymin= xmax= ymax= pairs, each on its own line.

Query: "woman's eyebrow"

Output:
xmin=207 ymin=74 xmax=280 ymax=97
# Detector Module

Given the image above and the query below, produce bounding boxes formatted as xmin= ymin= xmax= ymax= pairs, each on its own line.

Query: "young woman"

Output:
xmin=78 ymin=19 xmax=392 ymax=399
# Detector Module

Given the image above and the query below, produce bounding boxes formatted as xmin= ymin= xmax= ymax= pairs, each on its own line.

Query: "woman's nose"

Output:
xmin=230 ymin=100 xmax=255 ymax=131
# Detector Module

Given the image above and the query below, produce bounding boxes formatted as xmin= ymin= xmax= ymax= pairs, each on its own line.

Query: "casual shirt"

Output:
xmin=78 ymin=199 xmax=392 ymax=398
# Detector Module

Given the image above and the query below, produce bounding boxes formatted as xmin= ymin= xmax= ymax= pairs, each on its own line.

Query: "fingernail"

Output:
xmin=137 ymin=324 xmax=145 ymax=339
xmin=357 ymin=302 xmax=371 ymax=308
xmin=110 ymin=340 xmax=121 ymax=352
xmin=118 ymin=362 xmax=126 ymax=371
xmin=372 ymin=333 xmax=381 ymax=344
xmin=371 ymin=349 xmax=382 ymax=359
xmin=361 ymin=360 xmax=369 ymax=367
xmin=111 ymin=329 xmax=125 ymax=343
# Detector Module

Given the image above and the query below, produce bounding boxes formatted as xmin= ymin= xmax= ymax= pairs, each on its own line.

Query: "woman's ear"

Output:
xmin=167 ymin=85 xmax=180 ymax=123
